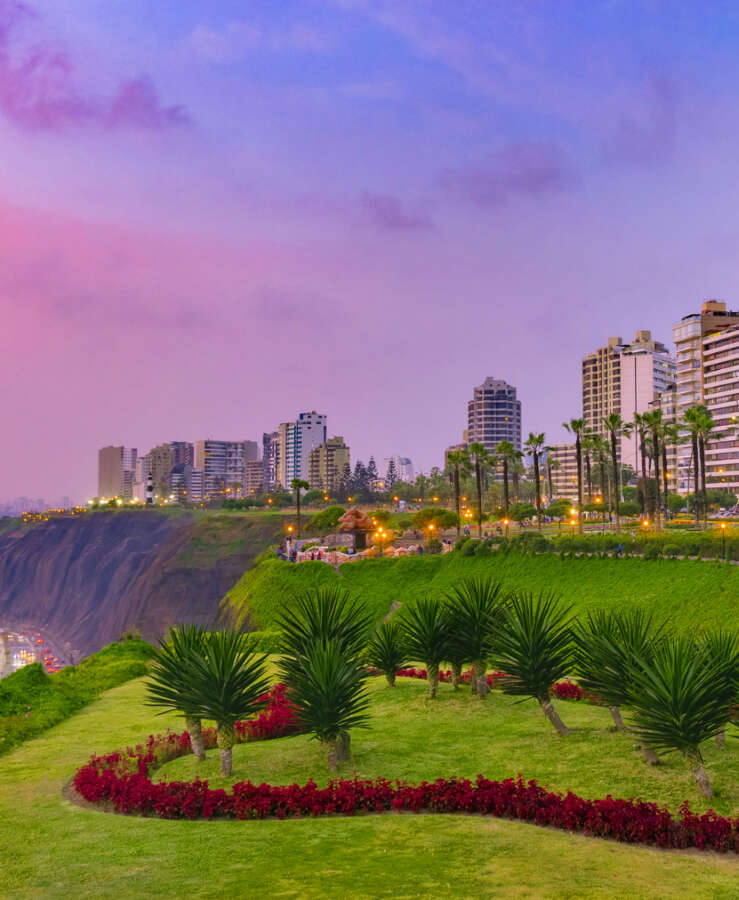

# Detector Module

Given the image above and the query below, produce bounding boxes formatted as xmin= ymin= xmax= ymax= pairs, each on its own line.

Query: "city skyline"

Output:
xmin=8 ymin=3 xmax=739 ymax=498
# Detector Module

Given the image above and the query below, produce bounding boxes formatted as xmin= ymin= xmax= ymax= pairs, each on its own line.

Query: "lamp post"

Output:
xmin=503 ymin=518 xmax=509 ymax=538
xmin=720 ymin=522 xmax=727 ymax=562
xmin=570 ymin=517 xmax=576 ymax=549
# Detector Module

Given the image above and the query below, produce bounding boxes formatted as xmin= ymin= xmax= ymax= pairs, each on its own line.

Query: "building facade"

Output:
xmin=276 ymin=412 xmax=327 ymax=488
xmin=194 ymin=440 xmax=252 ymax=499
xmin=673 ymin=300 xmax=739 ymax=492
xmin=262 ymin=431 xmax=279 ymax=492
xmin=308 ymin=436 xmax=350 ymax=491
xmin=545 ymin=443 xmax=579 ymax=501
xmin=582 ymin=331 xmax=675 ymax=472
xmin=467 ymin=378 xmax=521 ymax=454
xmin=702 ymin=324 xmax=739 ymax=492
xmin=383 ymin=455 xmax=414 ymax=484
xmin=98 ymin=446 xmax=137 ymax=499
xmin=244 ymin=459 xmax=264 ymax=495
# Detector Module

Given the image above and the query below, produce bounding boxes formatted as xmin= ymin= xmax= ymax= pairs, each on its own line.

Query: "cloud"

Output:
xmin=437 ymin=140 xmax=574 ymax=209
xmin=0 ymin=1 xmax=188 ymax=131
xmin=602 ymin=75 xmax=677 ymax=166
xmin=360 ymin=191 xmax=433 ymax=230
xmin=189 ymin=20 xmax=333 ymax=63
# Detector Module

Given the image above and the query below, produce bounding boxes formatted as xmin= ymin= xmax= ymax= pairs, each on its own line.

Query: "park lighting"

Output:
xmin=642 ymin=519 xmax=649 ymax=528
xmin=348 ymin=496 xmax=354 ymax=502
xmin=432 ymin=496 xmax=439 ymax=503
xmin=570 ymin=519 xmax=576 ymax=526
xmin=393 ymin=495 xmax=399 ymax=503
xmin=116 ymin=498 xmax=123 ymax=506
xmin=570 ymin=507 xmax=576 ymax=516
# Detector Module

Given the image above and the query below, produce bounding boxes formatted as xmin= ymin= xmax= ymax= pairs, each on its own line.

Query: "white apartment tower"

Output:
xmin=276 ymin=412 xmax=327 ymax=488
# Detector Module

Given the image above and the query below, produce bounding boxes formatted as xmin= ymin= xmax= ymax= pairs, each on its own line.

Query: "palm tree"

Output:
xmin=683 ymin=406 xmax=702 ymax=525
xmin=642 ymin=411 xmax=663 ymax=531
xmin=632 ymin=412 xmax=649 ymax=486
xmin=489 ymin=591 xmax=574 ymax=735
xmin=602 ymin=414 xmax=631 ymax=532
xmin=366 ymin=622 xmax=408 ymax=687
xmin=696 ymin=406 xmax=719 ymax=524
xmin=510 ymin=456 xmax=525 ymax=502
xmin=589 ymin=434 xmax=610 ymax=520
xmin=446 ymin=449 xmax=470 ymax=539
xmin=465 ymin=443 xmax=491 ymax=537
xmin=495 ymin=441 xmax=517 ymax=513
xmin=545 ymin=454 xmax=560 ymax=503
xmin=291 ymin=478 xmax=310 ymax=538
xmin=563 ymin=419 xmax=586 ymax=533
xmin=444 ymin=578 xmax=504 ymax=696
xmin=401 ymin=598 xmax=452 ymax=698
xmin=700 ymin=630 xmax=739 ymax=748
xmin=523 ymin=433 xmax=546 ymax=529
xmin=176 ymin=630 xmax=271 ymax=776
xmin=661 ymin=422 xmax=680 ymax=516
xmin=145 ymin=624 xmax=210 ymax=761
xmin=287 ymin=638 xmax=370 ymax=769
xmin=582 ymin=432 xmax=595 ymax=505
xmin=625 ymin=636 xmax=737 ymax=797
xmin=572 ymin=609 xmax=664 ymax=763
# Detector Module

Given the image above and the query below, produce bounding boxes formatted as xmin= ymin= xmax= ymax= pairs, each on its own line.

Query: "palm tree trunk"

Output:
xmin=454 ymin=466 xmax=461 ymax=539
xmin=692 ymin=436 xmax=700 ymax=526
xmin=451 ymin=661 xmax=461 ymax=690
xmin=503 ymin=460 xmax=510 ymax=512
xmin=652 ymin=432 xmax=661 ymax=532
xmin=687 ymin=751 xmax=712 ymax=797
xmin=575 ymin=437 xmax=583 ymax=534
xmin=326 ymin=732 xmax=351 ymax=770
xmin=385 ymin=672 xmax=396 ymax=687
xmin=296 ymin=490 xmax=302 ymax=539
xmin=699 ymin=437 xmax=708 ymax=525
xmin=428 ymin=663 xmax=440 ymax=698
xmin=475 ymin=461 xmax=483 ymax=537
xmin=716 ymin=728 xmax=726 ymax=748
xmin=473 ymin=659 xmax=489 ymax=696
xmin=641 ymin=743 xmax=658 ymax=765
xmin=538 ymin=693 xmax=570 ymax=735
xmin=585 ymin=453 xmax=593 ymax=504
xmin=661 ymin=443 xmax=669 ymax=515
xmin=185 ymin=716 xmax=206 ymax=761
xmin=217 ymin=723 xmax=235 ymax=776
xmin=547 ymin=460 xmax=553 ymax=502
xmin=608 ymin=706 xmax=625 ymax=730
xmin=533 ymin=453 xmax=542 ymax=530
xmin=610 ymin=431 xmax=621 ymax=533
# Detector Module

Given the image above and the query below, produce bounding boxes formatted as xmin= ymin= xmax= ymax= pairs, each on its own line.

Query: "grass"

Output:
xmin=223 ymin=551 xmax=739 ymax=634
xmin=2 ymin=677 xmax=738 ymax=899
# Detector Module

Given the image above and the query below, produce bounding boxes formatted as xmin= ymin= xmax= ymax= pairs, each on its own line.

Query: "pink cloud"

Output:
xmin=438 ymin=140 xmax=574 ymax=209
xmin=0 ymin=1 xmax=187 ymax=131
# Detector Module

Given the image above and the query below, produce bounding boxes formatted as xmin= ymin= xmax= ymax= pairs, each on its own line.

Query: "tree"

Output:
xmin=444 ymin=578 xmax=504 ymax=696
xmin=625 ymin=636 xmax=738 ymax=797
xmin=510 ymin=457 xmax=525 ymax=502
xmin=490 ymin=591 xmax=574 ymax=735
xmin=495 ymin=441 xmax=517 ymax=513
xmin=366 ymin=456 xmax=379 ymax=490
xmin=290 ymin=478 xmax=310 ymax=538
xmin=337 ymin=463 xmax=352 ymax=503
xmin=415 ymin=474 xmax=430 ymax=502
xmin=590 ymin=434 xmax=610 ymax=519
xmin=445 ymin=449 xmax=470 ymax=539
xmin=365 ymin=622 xmax=408 ymax=687
xmin=642 ymin=411 xmax=663 ymax=531
xmin=307 ymin=506 xmax=346 ymax=534
xmin=145 ymin=624 xmax=210 ymax=761
xmin=164 ymin=630 xmax=271 ymax=776
xmin=563 ymin=419 xmax=586 ymax=533
xmin=465 ymin=443 xmax=492 ymax=537
xmin=385 ymin=458 xmax=398 ymax=488
xmin=545 ymin=452 xmax=560 ymax=504
xmin=401 ymin=598 xmax=452 ymax=698
xmin=682 ymin=407 xmax=703 ymax=525
xmin=523 ymin=433 xmax=546 ymax=529
xmin=700 ymin=630 xmax=739 ymax=748
xmin=582 ymin=432 xmax=594 ymax=505
xmin=696 ymin=406 xmax=719 ymax=524
xmin=572 ymin=610 xmax=664 ymax=762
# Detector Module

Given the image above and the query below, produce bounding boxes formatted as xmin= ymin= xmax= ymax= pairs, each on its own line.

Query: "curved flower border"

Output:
xmin=71 ymin=684 xmax=739 ymax=853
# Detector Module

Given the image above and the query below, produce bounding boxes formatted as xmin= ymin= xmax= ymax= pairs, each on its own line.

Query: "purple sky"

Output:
xmin=4 ymin=0 xmax=739 ymax=501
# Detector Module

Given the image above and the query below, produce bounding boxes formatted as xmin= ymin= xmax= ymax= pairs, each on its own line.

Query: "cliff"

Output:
xmin=0 ymin=511 xmax=283 ymax=660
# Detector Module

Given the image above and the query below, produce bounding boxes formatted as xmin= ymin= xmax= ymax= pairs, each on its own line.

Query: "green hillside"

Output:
xmin=222 ymin=551 xmax=739 ymax=633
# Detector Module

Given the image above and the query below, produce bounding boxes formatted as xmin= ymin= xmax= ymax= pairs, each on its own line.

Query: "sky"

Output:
xmin=5 ymin=0 xmax=739 ymax=501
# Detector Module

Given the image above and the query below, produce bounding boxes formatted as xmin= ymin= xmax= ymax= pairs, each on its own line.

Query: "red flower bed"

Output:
xmin=552 ymin=680 xmax=585 ymax=701
xmin=373 ymin=667 xmax=585 ymax=698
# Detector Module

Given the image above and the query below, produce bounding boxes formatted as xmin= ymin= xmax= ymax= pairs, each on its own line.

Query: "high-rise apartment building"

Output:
xmin=467 ymin=378 xmax=521 ymax=454
xmin=98 ymin=446 xmax=138 ymax=500
xmin=581 ymin=331 xmax=675 ymax=472
xmin=701 ymin=324 xmax=739 ymax=491
xmin=544 ymin=444 xmax=579 ymax=501
xmin=308 ymin=436 xmax=350 ymax=491
xmin=673 ymin=300 xmax=739 ymax=492
xmin=383 ymin=455 xmax=414 ymax=484
xmin=244 ymin=459 xmax=264 ymax=495
xmin=194 ymin=440 xmax=253 ymax=499
xmin=276 ymin=412 xmax=327 ymax=488
xmin=648 ymin=385 xmax=679 ymax=487
xmin=262 ymin=431 xmax=280 ymax=492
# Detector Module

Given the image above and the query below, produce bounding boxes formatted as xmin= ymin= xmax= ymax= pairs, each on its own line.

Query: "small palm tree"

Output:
xmin=573 ymin=610 xmax=664 ymax=763
xmin=490 ymin=591 xmax=574 ymax=735
xmin=277 ymin=585 xmax=372 ymax=683
xmin=286 ymin=638 xmax=370 ymax=769
xmin=700 ymin=630 xmax=739 ymax=748
xmin=179 ymin=630 xmax=271 ymax=776
xmin=625 ymin=636 xmax=737 ymax=797
xmin=563 ymin=419 xmax=586 ymax=533
xmin=291 ymin=478 xmax=310 ymax=538
xmin=402 ymin=598 xmax=452 ymax=698
xmin=145 ymin=624 xmax=210 ymax=760
xmin=523 ymin=433 xmax=546 ymax=529
xmin=444 ymin=577 xmax=504 ymax=696
xmin=366 ymin=622 xmax=408 ymax=687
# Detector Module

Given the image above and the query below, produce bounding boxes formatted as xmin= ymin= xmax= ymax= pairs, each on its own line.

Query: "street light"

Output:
xmin=503 ymin=518 xmax=509 ymax=538
xmin=720 ymin=522 xmax=727 ymax=561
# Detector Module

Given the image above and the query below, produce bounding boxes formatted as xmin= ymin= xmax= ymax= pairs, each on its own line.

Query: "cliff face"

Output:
xmin=0 ymin=511 xmax=282 ymax=659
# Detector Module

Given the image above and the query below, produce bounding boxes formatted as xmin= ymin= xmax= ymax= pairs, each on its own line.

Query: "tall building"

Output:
xmin=244 ymin=459 xmax=264 ymax=495
xmin=194 ymin=440 xmax=252 ymax=499
xmin=276 ymin=412 xmax=327 ymax=488
xmin=309 ymin=436 xmax=350 ymax=491
xmin=467 ymin=378 xmax=521 ymax=454
xmin=262 ymin=431 xmax=280 ymax=492
xmin=168 ymin=464 xmax=204 ymax=502
xmin=649 ymin=385 xmax=679 ymax=487
xmin=383 ymin=455 xmax=414 ymax=483
xmin=98 ymin=446 xmax=137 ymax=499
xmin=581 ymin=331 xmax=675 ymax=472
xmin=545 ymin=444 xmax=579 ymax=501
xmin=701 ymin=324 xmax=739 ymax=492
xmin=673 ymin=300 xmax=739 ymax=492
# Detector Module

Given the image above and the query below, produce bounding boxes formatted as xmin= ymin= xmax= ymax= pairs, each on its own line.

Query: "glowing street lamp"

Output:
xmin=720 ymin=522 xmax=727 ymax=561
xmin=503 ymin=518 xmax=509 ymax=538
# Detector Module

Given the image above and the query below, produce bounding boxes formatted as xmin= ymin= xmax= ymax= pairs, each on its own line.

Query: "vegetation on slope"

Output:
xmin=222 ymin=551 xmax=739 ymax=634
xmin=0 ymin=638 xmax=153 ymax=755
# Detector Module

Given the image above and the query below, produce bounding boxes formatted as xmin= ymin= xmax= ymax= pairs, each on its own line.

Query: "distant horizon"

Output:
xmin=6 ymin=2 xmax=739 ymax=499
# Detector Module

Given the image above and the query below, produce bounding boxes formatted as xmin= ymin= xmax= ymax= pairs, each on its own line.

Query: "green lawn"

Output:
xmin=2 ymin=675 xmax=738 ymax=899
xmin=223 ymin=551 xmax=739 ymax=634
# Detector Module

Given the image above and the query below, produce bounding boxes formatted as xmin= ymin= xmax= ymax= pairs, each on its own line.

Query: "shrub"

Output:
xmin=461 ymin=539 xmax=478 ymax=557
xmin=365 ymin=623 xmax=408 ymax=687
xmin=454 ymin=535 xmax=470 ymax=551
xmin=424 ymin=538 xmax=443 ymax=554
